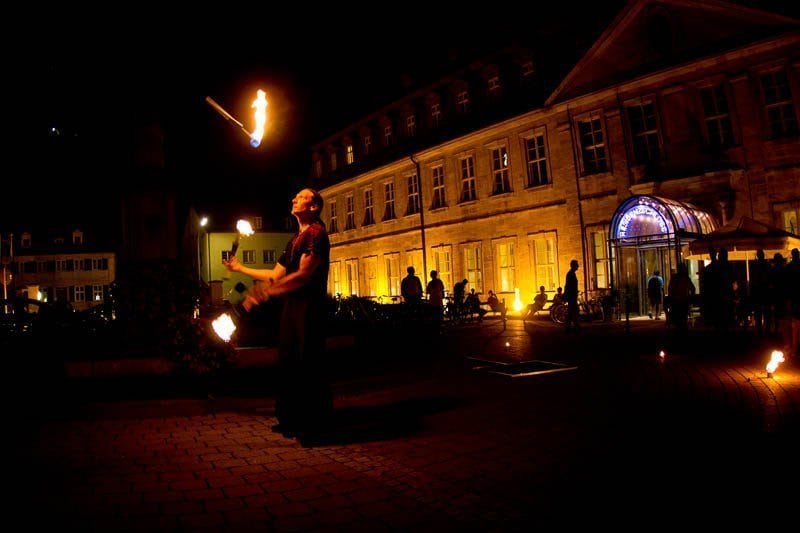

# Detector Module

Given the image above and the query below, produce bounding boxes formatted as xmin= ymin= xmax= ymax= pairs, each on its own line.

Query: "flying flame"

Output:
xmin=236 ymin=219 xmax=255 ymax=237
xmin=513 ymin=288 xmax=523 ymax=313
xmin=766 ymin=350 xmax=785 ymax=376
xmin=212 ymin=313 xmax=236 ymax=342
xmin=250 ymin=90 xmax=268 ymax=148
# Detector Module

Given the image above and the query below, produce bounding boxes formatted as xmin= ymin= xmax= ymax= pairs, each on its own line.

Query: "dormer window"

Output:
xmin=21 ymin=232 xmax=31 ymax=248
xmin=363 ymin=134 xmax=372 ymax=155
xmin=314 ymin=159 xmax=322 ymax=178
xmin=384 ymin=125 xmax=393 ymax=146
xmin=345 ymin=144 xmax=355 ymax=165
xmin=406 ymin=115 xmax=416 ymax=137
xmin=330 ymin=152 xmax=337 ymax=172
xmin=457 ymin=91 xmax=470 ymax=114
xmin=72 ymin=229 xmax=83 ymax=245
xmin=488 ymin=76 xmax=501 ymax=98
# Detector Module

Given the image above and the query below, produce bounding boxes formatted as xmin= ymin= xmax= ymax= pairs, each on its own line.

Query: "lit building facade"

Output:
xmin=312 ymin=0 xmax=800 ymax=314
xmin=9 ymin=229 xmax=116 ymax=311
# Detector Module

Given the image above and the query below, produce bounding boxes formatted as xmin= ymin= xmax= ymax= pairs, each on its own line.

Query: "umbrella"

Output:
xmin=684 ymin=216 xmax=800 ymax=261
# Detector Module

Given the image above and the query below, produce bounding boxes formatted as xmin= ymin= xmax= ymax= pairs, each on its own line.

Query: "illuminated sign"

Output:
xmin=616 ymin=204 xmax=670 ymax=239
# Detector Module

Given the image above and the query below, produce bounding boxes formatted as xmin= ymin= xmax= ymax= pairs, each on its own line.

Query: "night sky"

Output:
xmin=6 ymin=1 xmax=795 ymax=237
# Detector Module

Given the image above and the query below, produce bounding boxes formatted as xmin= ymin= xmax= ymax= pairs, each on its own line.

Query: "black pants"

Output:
xmin=275 ymin=297 xmax=332 ymax=433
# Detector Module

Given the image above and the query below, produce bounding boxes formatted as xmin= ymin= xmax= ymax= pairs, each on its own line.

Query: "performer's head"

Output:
xmin=292 ymin=188 xmax=324 ymax=221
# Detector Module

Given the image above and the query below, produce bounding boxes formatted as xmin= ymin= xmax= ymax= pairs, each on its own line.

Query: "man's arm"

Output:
xmin=225 ymin=256 xmax=286 ymax=283
xmin=252 ymin=252 xmax=321 ymax=303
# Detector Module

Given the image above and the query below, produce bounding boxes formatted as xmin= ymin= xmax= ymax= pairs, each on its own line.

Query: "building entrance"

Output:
xmin=609 ymin=196 xmax=718 ymax=316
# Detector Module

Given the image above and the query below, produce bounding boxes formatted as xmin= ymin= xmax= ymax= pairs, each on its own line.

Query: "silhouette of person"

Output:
xmin=224 ymin=188 xmax=331 ymax=442
xmin=426 ymin=270 xmax=445 ymax=321
xmin=667 ymin=263 xmax=694 ymax=331
xmin=524 ymin=286 xmax=548 ymax=320
xmin=647 ymin=270 xmax=664 ymax=319
xmin=401 ymin=266 xmax=423 ymax=305
xmin=564 ymin=259 xmax=580 ymax=333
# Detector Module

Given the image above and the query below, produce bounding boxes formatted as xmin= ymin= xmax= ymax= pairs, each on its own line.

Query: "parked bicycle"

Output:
xmin=550 ymin=291 xmax=604 ymax=324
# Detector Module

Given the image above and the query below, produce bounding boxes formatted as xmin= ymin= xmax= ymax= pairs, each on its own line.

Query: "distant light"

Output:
xmin=49 ymin=127 xmax=61 ymax=136
xmin=200 ymin=216 xmax=208 ymax=227
xmin=505 ymin=341 xmax=510 ymax=347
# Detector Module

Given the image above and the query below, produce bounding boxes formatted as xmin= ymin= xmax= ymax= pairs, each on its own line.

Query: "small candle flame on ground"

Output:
xmin=766 ymin=350 xmax=785 ymax=378
xmin=212 ymin=313 xmax=236 ymax=342
xmin=505 ymin=341 xmax=511 ymax=347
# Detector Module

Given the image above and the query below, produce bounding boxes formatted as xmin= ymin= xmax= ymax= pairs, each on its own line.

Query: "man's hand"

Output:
xmin=224 ymin=256 xmax=242 ymax=272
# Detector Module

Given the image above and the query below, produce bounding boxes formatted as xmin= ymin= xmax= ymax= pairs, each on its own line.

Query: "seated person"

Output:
xmin=484 ymin=290 xmax=507 ymax=319
xmin=552 ymin=287 xmax=564 ymax=306
xmin=524 ymin=286 xmax=548 ymax=320
xmin=465 ymin=288 xmax=487 ymax=320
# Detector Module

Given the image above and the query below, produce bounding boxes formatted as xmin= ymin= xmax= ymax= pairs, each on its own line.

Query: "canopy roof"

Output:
xmin=685 ymin=216 xmax=800 ymax=260
xmin=610 ymin=195 xmax=718 ymax=244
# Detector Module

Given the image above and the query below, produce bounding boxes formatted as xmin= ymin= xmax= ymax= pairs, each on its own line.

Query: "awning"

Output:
xmin=684 ymin=216 xmax=800 ymax=261
xmin=610 ymin=195 xmax=718 ymax=245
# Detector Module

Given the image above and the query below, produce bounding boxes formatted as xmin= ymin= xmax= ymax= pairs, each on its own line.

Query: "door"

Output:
xmin=638 ymin=247 xmax=672 ymax=315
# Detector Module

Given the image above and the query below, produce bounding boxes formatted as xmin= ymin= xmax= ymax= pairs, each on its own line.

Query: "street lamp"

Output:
xmin=197 ymin=216 xmax=208 ymax=284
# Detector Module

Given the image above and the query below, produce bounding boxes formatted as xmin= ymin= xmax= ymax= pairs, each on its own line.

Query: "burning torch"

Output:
xmin=231 ymin=219 xmax=255 ymax=257
xmin=205 ymin=89 xmax=268 ymax=148
xmin=212 ymin=219 xmax=256 ymax=342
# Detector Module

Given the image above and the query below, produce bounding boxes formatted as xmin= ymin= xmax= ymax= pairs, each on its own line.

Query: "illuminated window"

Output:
xmin=345 ymin=195 xmax=355 ymax=230
xmin=488 ymin=76 xmax=501 ymax=99
xmin=701 ymin=85 xmax=734 ymax=147
xmin=383 ymin=182 xmax=396 ymax=221
xmin=577 ymin=115 xmax=608 ymax=174
xmin=760 ymin=69 xmax=798 ymax=138
xmin=491 ymin=146 xmax=510 ymax=194
xmin=431 ymin=166 xmax=446 ymax=209
xmin=329 ymin=261 xmax=341 ymax=295
xmin=589 ymin=229 xmax=610 ymax=289
xmin=521 ymin=60 xmax=535 ymax=77
xmin=457 ymin=91 xmax=470 ymax=113
xmin=345 ymin=259 xmax=359 ymax=296
xmin=626 ymin=101 xmax=661 ymax=166
xmin=384 ymin=125 xmax=393 ymax=145
xmin=431 ymin=103 xmax=442 ymax=127
xmin=345 ymin=144 xmax=354 ymax=165
xmin=781 ymin=207 xmax=799 ymax=234
xmin=385 ymin=253 xmax=400 ymax=296
xmin=460 ymin=156 xmax=476 ymax=202
xmin=406 ymin=115 xmax=416 ymax=136
xmin=530 ymin=233 xmax=558 ymax=292
xmin=525 ymin=133 xmax=549 ymax=187
xmin=496 ymin=241 xmax=516 ymax=293
xmin=405 ymin=174 xmax=420 ymax=215
xmin=363 ymin=189 xmax=374 ymax=226
xmin=92 ymin=285 xmax=103 ymax=302
xmin=433 ymin=245 xmax=453 ymax=291
xmin=328 ymin=201 xmax=338 ymax=234
xmin=463 ymin=244 xmax=483 ymax=294
xmin=364 ymin=256 xmax=377 ymax=297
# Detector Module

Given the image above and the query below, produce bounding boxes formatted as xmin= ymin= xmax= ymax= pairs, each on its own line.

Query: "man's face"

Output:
xmin=291 ymin=189 xmax=317 ymax=216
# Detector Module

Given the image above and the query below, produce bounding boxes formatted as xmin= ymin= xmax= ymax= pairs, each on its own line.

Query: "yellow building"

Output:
xmin=10 ymin=229 xmax=116 ymax=311
xmin=311 ymin=0 xmax=800 ymax=314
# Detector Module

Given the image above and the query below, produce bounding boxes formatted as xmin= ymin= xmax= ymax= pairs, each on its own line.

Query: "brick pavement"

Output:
xmin=14 ymin=318 xmax=800 ymax=530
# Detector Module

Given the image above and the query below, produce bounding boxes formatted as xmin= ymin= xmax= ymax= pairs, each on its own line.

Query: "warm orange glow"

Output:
xmin=766 ymin=350 xmax=785 ymax=376
xmin=236 ymin=219 xmax=255 ymax=237
xmin=250 ymin=89 xmax=268 ymax=148
xmin=513 ymin=288 xmax=523 ymax=313
xmin=659 ymin=350 xmax=666 ymax=360
xmin=212 ymin=313 xmax=236 ymax=342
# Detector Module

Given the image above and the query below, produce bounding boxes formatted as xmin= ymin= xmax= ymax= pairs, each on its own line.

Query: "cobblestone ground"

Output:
xmin=14 ymin=317 xmax=800 ymax=530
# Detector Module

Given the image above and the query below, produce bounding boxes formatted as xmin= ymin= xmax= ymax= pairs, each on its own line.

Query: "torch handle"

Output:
xmin=230 ymin=239 xmax=239 ymax=256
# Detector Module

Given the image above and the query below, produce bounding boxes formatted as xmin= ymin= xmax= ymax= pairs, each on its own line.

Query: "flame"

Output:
xmin=659 ymin=350 xmax=666 ymax=359
xmin=513 ymin=288 xmax=523 ymax=313
xmin=766 ymin=350 xmax=785 ymax=375
xmin=250 ymin=89 xmax=268 ymax=148
xmin=236 ymin=219 xmax=255 ymax=237
xmin=212 ymin=313 xmax=236 ymax=342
